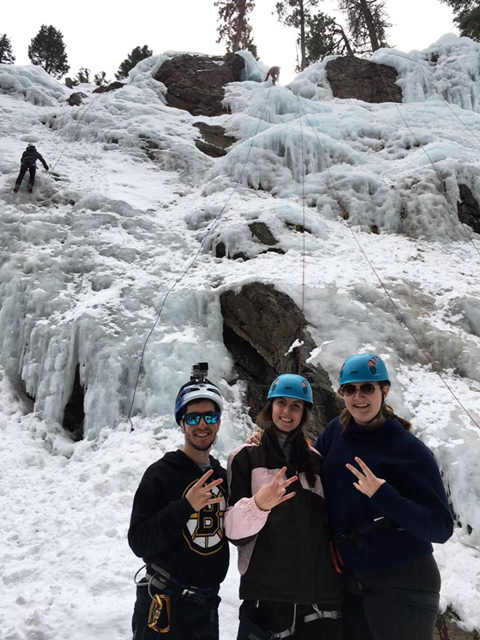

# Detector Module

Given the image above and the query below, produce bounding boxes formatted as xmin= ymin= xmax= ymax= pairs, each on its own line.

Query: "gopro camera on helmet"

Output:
xmin=174 ymin=363 xmax=223 ymax=425
xmin=191 ymin=362 xmax=209 ymax=383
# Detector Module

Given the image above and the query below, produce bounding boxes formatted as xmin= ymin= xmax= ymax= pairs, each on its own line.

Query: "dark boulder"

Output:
xmin=92 ymin=81 xmax=125 ymax=94
xmin=457 ymin=184 xmax=480 ymax=234
xmin=248 ymin=222 xmax=278 ymax=246
xmin=68 ymin=92 xmax=87 ymax=107
xmin=326 ymin=56 xmax=402 ymax=103
xmin=220 ymin=282 xmax=342 ymax=436
xmin=155 ymin=53 xmax=245 ymax=116
xmin=193 ymin=123 xmax=236 ymax=157
xmin=435 ymin=608 xmax=480 ymax=640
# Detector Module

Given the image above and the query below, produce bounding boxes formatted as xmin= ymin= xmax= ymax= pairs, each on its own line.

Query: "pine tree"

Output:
xmin=338 ymin=0 xmax=390 ymax=53
xmin=276 ymin=0 xmax=320 ymax=70
xmin=0 ymin=34 xmax=15 ymax=64
xmin=439 ymin=0 xmax=476 ymax=17
xmin=214 ymin=0 xmax=257 ymax=55
xmin=115 ymin=45 xmax=153 ymax=80
xmin=304 ymin=13 xmax=354 ymax=64
xmin=75 ymin=68 xmax=91 ymax=84
xmin=28 ymin=25 xmax=69 ymax=78
xmin=459 ymin=5 xmax=480 ymax=40
xmin=439 ymin=0 xmax=480 ymax=39
xmin=93 ymin=71 xmax=110 ymax=86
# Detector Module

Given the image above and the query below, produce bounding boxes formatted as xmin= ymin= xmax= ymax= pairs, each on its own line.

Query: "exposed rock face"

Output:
xmin=92 ymin=81 xmax=125 ymax=94
xmin=248 ymin=222 xmax=278 ymax=246
xmin=62 ymin=365 xmax=85 ymax=441
xmin=213 ymin=221 xmax=285 ymax=261
xmin=326 ymin=56 xmax=402 ymax=103
xmin=68 ymin=92 xmax=87 ymax=107
xmin=155 ymin=53 xmax=245 ymax=116
xmin=220 ymin=282 xmax=342 ymax=435
xmin=457 ymin=184 xmax=480 ymax=234
xmin=138 ymin=134 xmax=160 ymax=161
xmin=214 ymin=243 xmax=248 ymax=261
xmin=435 ymin=608 xmax=480 ymax=640
xmin=193 ymin=123 xmax=236 ymax=158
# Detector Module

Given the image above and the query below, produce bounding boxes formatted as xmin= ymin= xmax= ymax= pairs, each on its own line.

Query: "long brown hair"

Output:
xmin=256 ymin=400 xmax=317 ymax=487
xmin=339 ymin=383 xmax=412 ymax=432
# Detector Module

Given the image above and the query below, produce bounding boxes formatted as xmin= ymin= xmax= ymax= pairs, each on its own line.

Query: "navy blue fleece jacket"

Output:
xmin=314 ymin=416 xmax=454 ymax=572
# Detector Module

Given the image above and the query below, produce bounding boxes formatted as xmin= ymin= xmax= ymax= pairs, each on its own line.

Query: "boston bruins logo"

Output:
xmin=182 ymin=481 xmax=227 ymax=555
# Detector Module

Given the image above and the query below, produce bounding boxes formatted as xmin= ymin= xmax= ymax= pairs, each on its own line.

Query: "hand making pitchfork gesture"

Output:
xmin=346 ymin=457 xmax=386 ymax=498
xmin=254 ymin=466 xmax=298 ymax=511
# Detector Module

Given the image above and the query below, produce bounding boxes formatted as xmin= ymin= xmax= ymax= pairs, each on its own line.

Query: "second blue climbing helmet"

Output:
xmin=339 ymin=353 xmax=390 ymax=386
xmin=267 ymin=373 xmax=313 ymax=408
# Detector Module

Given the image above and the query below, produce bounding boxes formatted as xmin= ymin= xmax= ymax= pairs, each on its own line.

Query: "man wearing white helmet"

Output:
xmin=128 ymin=363 xmax=229 ymax=640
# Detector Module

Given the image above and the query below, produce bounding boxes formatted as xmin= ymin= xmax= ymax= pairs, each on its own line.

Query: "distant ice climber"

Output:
xmin=265 ymin=66 xmax=280 ymax=85
xmin=13 ymin=144 xmax=49 ymax=193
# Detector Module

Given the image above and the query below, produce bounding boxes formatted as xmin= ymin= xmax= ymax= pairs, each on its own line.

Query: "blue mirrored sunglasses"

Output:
xmin=183 ymin=411 xmax=221 ymax=426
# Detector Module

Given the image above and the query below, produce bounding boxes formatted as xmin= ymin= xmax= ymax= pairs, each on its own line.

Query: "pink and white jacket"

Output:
xmin=224 ymin=430 xmax=342 ymax=605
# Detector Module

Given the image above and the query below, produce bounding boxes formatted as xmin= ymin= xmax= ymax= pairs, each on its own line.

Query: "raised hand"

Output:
xmin=186 ymin=469 xmax=224 ymax=512
xmin=246 ymin=430 xmax=262 ymax=446
xmin=254 ymin=466 xmax=297 ymax=511
xmin=346 ymin=457 xmax=385 ymax=498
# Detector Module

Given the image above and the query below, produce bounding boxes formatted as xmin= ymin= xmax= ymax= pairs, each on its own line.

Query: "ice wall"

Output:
xmin=1 ymin=43 xmax=480 ymax=635
xmin=215 ymin=41 xmax=480 ymax=242
xmin=0 ymin=45 xmax=480 ymax=544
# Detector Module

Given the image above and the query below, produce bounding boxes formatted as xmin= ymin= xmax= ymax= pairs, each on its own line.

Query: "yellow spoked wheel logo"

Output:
xmin=183 ymin=481 xmax=227 ymax=555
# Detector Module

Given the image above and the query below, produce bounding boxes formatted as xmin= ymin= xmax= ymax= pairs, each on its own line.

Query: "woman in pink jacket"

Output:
xmin=225 ymin=374 xmax=342 ymax=640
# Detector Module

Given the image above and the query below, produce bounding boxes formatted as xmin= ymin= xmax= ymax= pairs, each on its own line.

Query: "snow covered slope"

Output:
xmin=1 ymin=39 xmax=480 ymax=637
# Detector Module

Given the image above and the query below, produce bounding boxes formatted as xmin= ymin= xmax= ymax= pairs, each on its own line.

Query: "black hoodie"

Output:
xmin=128 ymin=450 xmax=229 ymax=589
xmin=21 ymin=148 xmax=48 ymax=170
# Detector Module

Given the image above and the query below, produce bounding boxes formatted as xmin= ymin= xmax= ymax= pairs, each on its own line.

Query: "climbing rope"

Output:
xmin=0 ymin=89 xmax=107 ymax=259
xmin=127 ymin=86 xmax=274 ymax=431
xmin=294 ymin=93 xmax=480 ymax=431
xmin=372 ymin=57 xmax=480 ymax=258
xmin=295 ymin=93 xmax=308 ymax=376
xmin=383 ymin=50 xmax=480 ymax=148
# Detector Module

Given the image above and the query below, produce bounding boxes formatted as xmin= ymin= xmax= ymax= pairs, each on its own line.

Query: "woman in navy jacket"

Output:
xmin=315 ymin=353 xmax=454 ymax=640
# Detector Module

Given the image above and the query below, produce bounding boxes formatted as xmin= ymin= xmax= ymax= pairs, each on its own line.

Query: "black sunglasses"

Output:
xmin=183 ymin=411 xmax=221 ymax=426
xmin=340 ymin=383 xmax=379 ymax=397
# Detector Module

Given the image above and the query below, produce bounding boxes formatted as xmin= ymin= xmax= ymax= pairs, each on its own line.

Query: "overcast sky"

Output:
xmin=3 ymin=0 xmax=457 ymax=83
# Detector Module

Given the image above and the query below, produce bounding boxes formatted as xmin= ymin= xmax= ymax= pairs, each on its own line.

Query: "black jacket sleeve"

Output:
xmin=36 ymin=152 xmax=48 ymax=170
xmin=228 ymin=448 xmax=253 ymax=507
xmin=128 ymin=467 xmax=194 ymax=559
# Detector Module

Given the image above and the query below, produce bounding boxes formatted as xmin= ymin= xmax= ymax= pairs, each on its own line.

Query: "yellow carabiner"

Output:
xmin=148 ymin=594 xmax=171 ymax=633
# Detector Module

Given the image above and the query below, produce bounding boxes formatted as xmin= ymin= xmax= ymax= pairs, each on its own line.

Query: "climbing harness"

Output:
xmin=238 ymin=601 xmax=340 ymax=639
xmin=136 ymin=562 xmax=220 ymax=634
xmin=329 ymin=516 xmax=404 ymax=574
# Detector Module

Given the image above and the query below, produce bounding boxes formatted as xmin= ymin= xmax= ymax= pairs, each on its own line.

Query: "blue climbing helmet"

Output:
xmin=267 ymin=374 xmax=313 ymax=408
xmin=339 ymin=353 xmax=390 ymax=386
